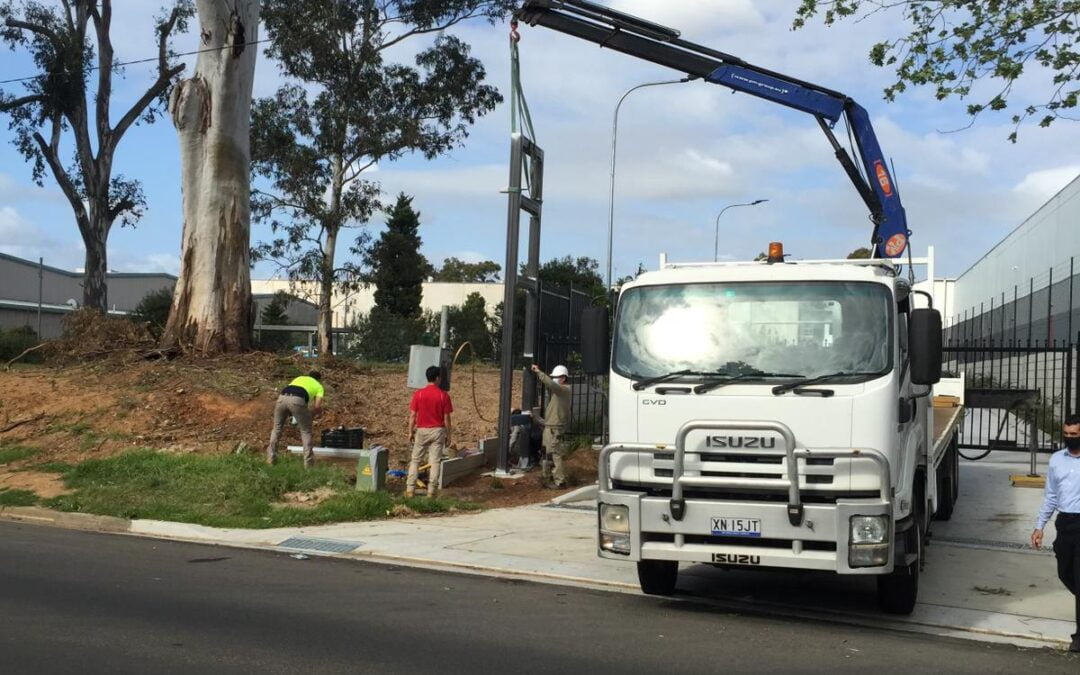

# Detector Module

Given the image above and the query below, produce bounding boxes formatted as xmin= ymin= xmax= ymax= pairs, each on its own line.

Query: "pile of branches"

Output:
xmin=43 ymin=309 xmax=158 ymax=363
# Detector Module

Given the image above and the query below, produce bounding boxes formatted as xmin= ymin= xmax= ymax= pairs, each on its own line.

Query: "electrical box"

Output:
xmin=356 ymin=447 xmax=388 ymax=492
xmin=407 ymin=345 xmax=452 ymax=390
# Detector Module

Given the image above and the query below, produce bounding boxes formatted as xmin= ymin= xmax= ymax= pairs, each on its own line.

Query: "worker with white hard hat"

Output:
xmin=531 ymin=363 xmax=572 ymax=488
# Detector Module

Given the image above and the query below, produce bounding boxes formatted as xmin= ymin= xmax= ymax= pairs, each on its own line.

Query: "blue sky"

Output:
xmin=1 ymin=0 xmax=1078 ymax=288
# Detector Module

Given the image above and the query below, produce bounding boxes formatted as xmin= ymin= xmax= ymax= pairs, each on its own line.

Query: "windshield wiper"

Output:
xmin=693 ymin=370 xmax=797 ymax=394
xmin=771 ymin=372 xmax=853 ymax=396
xmin=632 ymin=369 xmax=722 ymax=391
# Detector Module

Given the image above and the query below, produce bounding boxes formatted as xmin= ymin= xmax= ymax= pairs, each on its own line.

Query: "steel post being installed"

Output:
xmin=498 ymin=133 xmax=545 ymax=475
xmin=521 ymin=145 xmax=545 ymax=413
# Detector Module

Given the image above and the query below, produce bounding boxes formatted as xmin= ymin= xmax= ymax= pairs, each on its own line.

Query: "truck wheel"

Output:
xmin=876 ymin=517 xmax=921 ymax=615
xmin=935 ymin=442 xmax=956 ymax=521
xmin=637 ymin=560 xmax=678 ymax=596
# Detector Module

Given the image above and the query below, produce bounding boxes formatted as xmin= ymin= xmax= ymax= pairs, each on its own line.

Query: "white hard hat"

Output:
xmin=550 ymin=365 xmax=570 ymax=378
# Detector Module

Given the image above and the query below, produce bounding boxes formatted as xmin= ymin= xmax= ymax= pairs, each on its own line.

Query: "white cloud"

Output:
xmin=1013 ymin=166 xmax=1080 ymax=202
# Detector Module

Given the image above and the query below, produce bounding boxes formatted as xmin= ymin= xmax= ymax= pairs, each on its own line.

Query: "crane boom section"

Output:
xmin=517 ymin=0 xmax=910 ymax=258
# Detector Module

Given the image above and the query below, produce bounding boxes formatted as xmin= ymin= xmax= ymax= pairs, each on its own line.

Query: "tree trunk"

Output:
xmin=81 ymin=224 xmax=109 ymax=312
xmin=317 ymin=154 xmax=345 ymax=356
xmin=162 ymin=0 xmax=259 ymax=355
xmin=318 ymin=228 xmax=336 ymax=356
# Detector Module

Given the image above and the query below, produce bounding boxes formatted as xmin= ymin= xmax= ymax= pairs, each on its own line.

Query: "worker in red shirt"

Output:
xmin=406 ymin=365 xmax=453 ymax=498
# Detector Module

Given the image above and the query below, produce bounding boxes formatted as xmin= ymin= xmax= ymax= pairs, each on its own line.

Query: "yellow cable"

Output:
xmin=452 ymin=341 xmax=496 ymax=423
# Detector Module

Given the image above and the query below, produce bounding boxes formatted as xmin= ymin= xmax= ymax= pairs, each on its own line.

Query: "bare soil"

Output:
xmin=0 ymin=353 xmax=596 ymax=507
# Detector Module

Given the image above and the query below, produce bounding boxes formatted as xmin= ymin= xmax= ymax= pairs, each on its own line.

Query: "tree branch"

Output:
xmin=3 ymin=18 xmax=62 ymax=50
xmin=109 ymin=4 xmax=184 ymax=148
xmin=32 ymin=130 xmax=88 ymax=231
xmin=0 ymin=94 xmax=47 ymax=112
xmin=91 ymin=0 xmax=113 ymax=168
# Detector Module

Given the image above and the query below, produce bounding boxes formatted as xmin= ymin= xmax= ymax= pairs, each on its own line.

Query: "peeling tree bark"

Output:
xmin=163 ymin=0 xmax=259 ymax=355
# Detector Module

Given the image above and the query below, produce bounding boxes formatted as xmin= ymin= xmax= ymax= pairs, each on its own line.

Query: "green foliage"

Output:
xmin=0 ymin=489 xmax=39 ymax=507
xmin=365 ymin=194 xmax=431 ymax=318
xmin=130 ymin=287 xmax=174 ymax=335
xmin=257 ymin=291 xmax=293 ymax=353
xmin=43 ymin=450 xmax=475 ymax=528
xmin=533 ymin=256 xmax=605 ymax=298
xmin=252 ymin=0 xmax=510 ymax=330
xmin=352 ymin=307 xmax=432 ymax=362
xmin=0 ymin=326 xmax=40 ymax=361
xmin=0 ymin=1 xmax=194 ymax=309
xmin=432 ymin=292 xmax=497 ymax=360
xmin=847 ymin=247 xmax=872 ymax=259
xmin=0 ymin=445 xmax=38 ymax=465
xmin=793 ymin=1 xmax=1080 ymax=140
xmin=432 ymin=257 xmax=502 ymax=282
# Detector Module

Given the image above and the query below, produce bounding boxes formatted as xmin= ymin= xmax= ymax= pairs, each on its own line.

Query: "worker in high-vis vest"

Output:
xmin=532 ymin=363 xmax=571 ymax=488
xmin=267 ymin=371 xmax=325 ymax=467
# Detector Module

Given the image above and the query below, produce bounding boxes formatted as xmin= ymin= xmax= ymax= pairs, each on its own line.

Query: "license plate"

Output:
xmin=711 ymin=517 xmax=761 ymax=537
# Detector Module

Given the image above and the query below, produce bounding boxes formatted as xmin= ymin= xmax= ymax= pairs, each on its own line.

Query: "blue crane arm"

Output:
xmin=517 ymin=0 xmax=911 ymax=258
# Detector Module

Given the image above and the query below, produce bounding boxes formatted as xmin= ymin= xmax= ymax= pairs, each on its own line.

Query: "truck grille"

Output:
xmin=651 ymin=452 xmax=835 ymax=484
xmin=643 ymin=532 xmax=836 ymax=551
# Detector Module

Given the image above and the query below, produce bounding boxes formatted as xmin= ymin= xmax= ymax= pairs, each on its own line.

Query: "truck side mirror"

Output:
xmin=909 ymin=308 xmax=942 ymax=386
xmin=581 ymin=306 xmax=610 ymax=375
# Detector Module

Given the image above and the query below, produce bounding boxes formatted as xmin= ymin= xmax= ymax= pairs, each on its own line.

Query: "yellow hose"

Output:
xmin=452 ymin=341 xmax=495 ymax=423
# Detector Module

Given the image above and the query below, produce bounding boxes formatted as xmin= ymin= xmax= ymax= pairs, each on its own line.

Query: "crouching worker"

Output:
xmin=267 ymin=371 xmax=325 ymax=468
xmin=532 ymin=363 xmax=571 ymax=489
xmin=406 ymin=366 xmax=453 ymax=498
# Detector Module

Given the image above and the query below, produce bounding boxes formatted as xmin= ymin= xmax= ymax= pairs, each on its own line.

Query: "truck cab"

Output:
xmin=592 ymin=248 xmax=946 ymax=613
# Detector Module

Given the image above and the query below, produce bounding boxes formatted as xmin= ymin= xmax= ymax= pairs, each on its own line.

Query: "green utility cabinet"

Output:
xmin=356 ymin=447 xmax=388 ymax=492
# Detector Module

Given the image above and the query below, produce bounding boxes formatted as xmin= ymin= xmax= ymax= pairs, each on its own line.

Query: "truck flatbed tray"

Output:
xmin=932 ymin=399 xmax=964 ymax=459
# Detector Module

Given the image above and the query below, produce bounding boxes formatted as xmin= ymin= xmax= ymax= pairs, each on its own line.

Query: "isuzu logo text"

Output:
xmin=712 ymin=553 xmax=761 ymax=565
xmin=704 ymin=436 xmax=776 ymax=449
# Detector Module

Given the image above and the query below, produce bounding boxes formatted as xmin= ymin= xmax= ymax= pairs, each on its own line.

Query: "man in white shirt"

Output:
xmin=1031 ymin=414 xmax=1080 ymax=652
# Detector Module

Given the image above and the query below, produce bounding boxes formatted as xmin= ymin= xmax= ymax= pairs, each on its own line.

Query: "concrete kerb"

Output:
xmin=0 ymin=506 xmax=130 ymax=533
xmin=1 ymin=504 xmax=1073 ymax=652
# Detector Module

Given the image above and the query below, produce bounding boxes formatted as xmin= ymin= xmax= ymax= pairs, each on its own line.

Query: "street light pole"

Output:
xmin=607 ymin=77 xmax=692 ymax=291
xmin=714 ymin=199 xmax=768 ymax=262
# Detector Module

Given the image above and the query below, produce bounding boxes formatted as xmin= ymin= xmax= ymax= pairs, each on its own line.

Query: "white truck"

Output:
xmin=584 ymin=245 xmax=963 ymax=614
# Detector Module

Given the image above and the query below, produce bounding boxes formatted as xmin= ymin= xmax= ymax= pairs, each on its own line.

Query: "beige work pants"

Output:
xmin=267 ymin=395 xmax=314 ymax=466
xmin=542 ymin=425 xmax=568 ymax=486
xmin=407 ymin=427 xmax=445 ymax=496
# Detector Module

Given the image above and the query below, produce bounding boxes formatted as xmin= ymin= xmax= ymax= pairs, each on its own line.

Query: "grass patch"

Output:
xmin=33 ymin=461 xmax=74 ymax=474
xmin=44 ymin=450 xmax=476 ymax=529
xmin=0 ymin=445 xmax=39 ymax=465
xmin=0 ymin=488 xmax=39 ymax=506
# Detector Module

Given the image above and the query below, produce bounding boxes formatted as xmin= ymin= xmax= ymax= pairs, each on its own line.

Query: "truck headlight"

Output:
xmin=600 ymin=504 xmax=630 ymax=534
xmin=849 ymin=515 xmax=888 ymax=544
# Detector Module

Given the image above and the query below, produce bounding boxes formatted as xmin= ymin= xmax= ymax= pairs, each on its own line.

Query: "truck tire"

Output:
xmin=637 ymin=560 xmax=678 ymax=596
xmin=876 ymin=516 xmax=921 ymax=615
xmin=935 ymin=439 xmax=956 ymax=521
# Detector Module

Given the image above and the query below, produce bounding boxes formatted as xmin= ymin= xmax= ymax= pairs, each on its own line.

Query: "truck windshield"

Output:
xmin=613 ymin=281 xmax=892 ymax=380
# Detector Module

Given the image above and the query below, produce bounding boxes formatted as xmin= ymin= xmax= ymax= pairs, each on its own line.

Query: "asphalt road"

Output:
xmin=1 ymin=521 xmax=1075 ymax=674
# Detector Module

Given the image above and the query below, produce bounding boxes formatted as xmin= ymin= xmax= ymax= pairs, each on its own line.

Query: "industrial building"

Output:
xmin=947 ymin=173 xmax=1080 ymax=344
xmin=0 ymin=251 xmax=176 ymax=338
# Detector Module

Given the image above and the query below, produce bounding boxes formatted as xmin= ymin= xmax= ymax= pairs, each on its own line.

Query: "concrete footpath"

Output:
xmin=1 ymin=449 xmax=1074 ymax=651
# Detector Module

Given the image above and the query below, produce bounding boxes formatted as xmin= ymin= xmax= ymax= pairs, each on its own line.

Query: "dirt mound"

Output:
xmin=0 ymin=355 xmax=589 ymax=507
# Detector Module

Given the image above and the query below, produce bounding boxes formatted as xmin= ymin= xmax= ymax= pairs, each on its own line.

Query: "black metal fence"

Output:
xmin=947 ymin=257 xmax=1080 ymax=346
xmin=534 ymin=282 xmax=605 ymax=443
xmin=943 ymin=335 xmax=1076 ymax=454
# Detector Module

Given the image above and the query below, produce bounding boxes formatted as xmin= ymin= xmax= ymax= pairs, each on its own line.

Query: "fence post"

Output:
xmin=1048 ymin=266 xmax=1054 ymax=343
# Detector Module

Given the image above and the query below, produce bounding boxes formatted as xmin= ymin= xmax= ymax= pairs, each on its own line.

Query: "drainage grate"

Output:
xmin=934 ymin=535 xmax=1052 ymax=555
xmin=276 ymin=537 xmax=361 ymax=554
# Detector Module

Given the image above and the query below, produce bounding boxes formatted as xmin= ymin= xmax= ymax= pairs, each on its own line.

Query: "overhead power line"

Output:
xmin=0 ymin=38 xmax=272 ymax=86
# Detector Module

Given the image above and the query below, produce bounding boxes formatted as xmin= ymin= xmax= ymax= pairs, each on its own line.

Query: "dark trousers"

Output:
xmin=1054 ymin=512 xmax=1080 ymax=637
